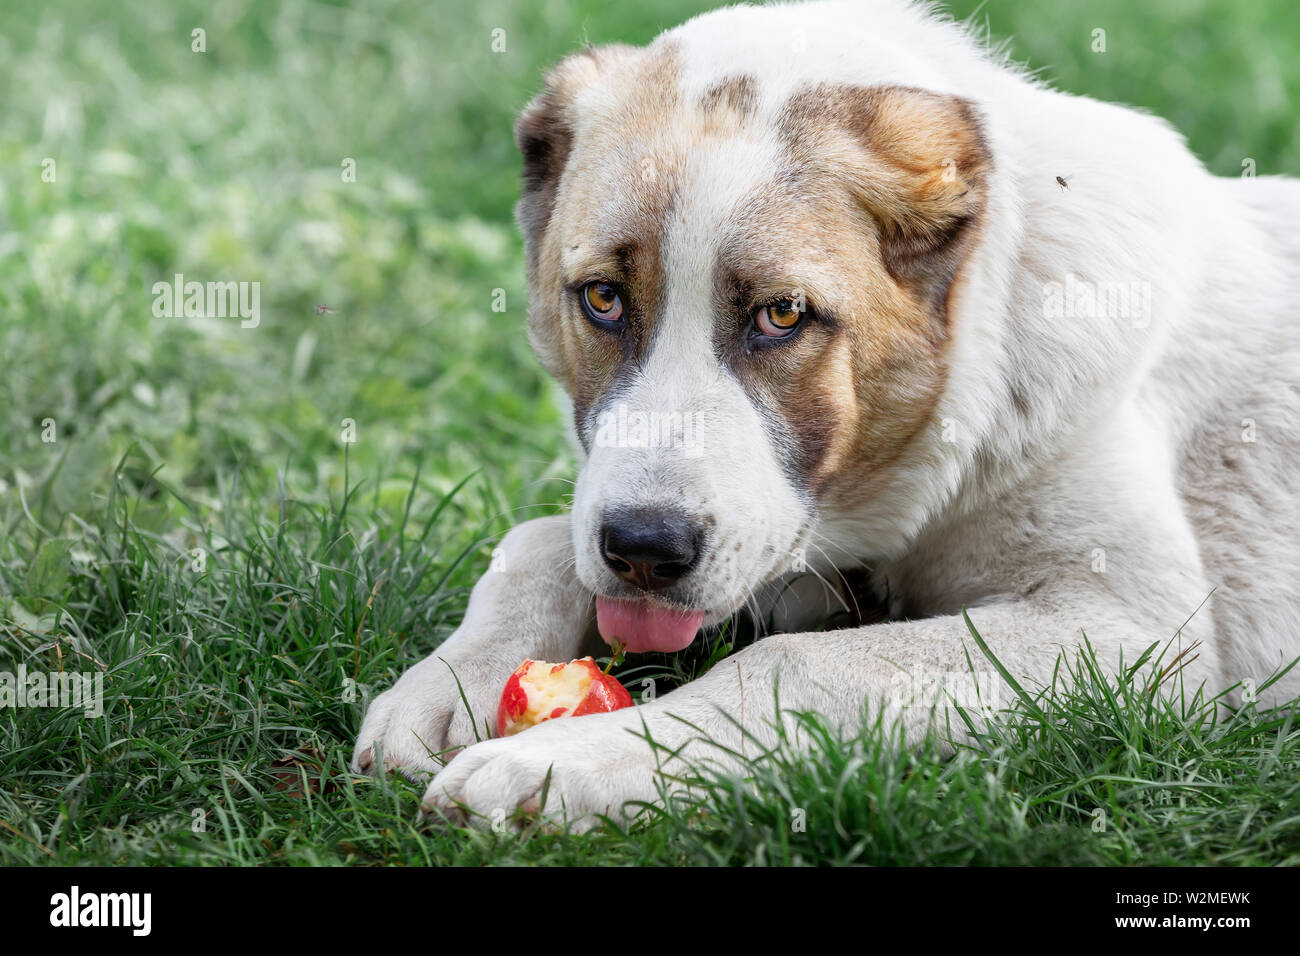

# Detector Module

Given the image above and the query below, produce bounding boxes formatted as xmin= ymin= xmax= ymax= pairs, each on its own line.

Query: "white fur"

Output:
xmin=354 ymin=0 xmax=1300 ymax=829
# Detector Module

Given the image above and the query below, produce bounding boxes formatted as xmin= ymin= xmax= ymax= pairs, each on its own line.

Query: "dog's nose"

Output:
xmin=600 ymin=508 xmax=701 ymax=591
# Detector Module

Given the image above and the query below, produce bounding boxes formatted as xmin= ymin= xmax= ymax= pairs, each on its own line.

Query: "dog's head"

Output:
xmin=515 ymin=18 xmax=991 ymax=651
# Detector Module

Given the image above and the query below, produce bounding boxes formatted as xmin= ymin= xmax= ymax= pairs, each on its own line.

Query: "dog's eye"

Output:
xmin=754 ymin=299 xmax=802 ymax=338
xmin=580 ymin=281 xmax=624 ymax=325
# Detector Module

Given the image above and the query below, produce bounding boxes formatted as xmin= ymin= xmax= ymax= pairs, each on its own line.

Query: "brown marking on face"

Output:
xmin=518 ymin=44 xmax=766 ymax=443
xmin=516 ymin=44 xmax=639 ymax=397
xmin=553 ymin=44 xmax=689 ymax=438
xmin=779 ymin=83 xmax=991 ymax=336
xmin=715 ymin=180 xmax=949 ymax=501
xmin=515 ymin=42 xmax=681 ymax=425
xmin=713 ymin=84 xmax=990 ymax=502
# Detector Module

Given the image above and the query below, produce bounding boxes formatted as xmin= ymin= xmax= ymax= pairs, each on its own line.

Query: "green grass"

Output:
xmin=1 ymin=0 xmax=1298 ymax=865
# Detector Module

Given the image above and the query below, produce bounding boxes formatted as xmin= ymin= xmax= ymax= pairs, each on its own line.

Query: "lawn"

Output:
xmin=1 ymin=0 xmax=1297 ymax=866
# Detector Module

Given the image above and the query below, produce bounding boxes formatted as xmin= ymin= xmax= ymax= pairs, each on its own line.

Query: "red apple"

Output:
xmin=496 ymin=657 xmax=633 ymax=737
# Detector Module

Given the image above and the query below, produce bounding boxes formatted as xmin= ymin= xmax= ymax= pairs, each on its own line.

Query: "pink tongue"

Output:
xmin=596 ymin=597 xmax=704 ymax=654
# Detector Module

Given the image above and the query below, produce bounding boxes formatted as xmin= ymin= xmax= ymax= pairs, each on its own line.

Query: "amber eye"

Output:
xmin=580 ymin=281 xmax=625 ymax=325
xmin=754 ymin=298 xmax=803 ymax=337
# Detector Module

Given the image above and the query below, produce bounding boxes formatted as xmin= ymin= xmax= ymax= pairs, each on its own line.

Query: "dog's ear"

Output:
xmin=514 ymin=44 xmax=638 ymax=274
xmin=789 ymin=84 xmax=992 ymax=318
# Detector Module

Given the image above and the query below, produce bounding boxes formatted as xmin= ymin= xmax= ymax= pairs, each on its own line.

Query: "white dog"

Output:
xmin=353 ymin=0 xmax=1300 ymax=829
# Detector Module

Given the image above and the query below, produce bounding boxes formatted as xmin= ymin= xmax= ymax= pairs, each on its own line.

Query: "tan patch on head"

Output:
xmin=780 ymin=83 xmax=991 ymax=329
xmin=715 ymin=83 xmax=990 ymax=502
xmin=515 ymin=43 xmax=682 ymax=417
xmin=716 ymin=177 xmax=948 ymax=501
xmin=515 ymin=44 xmax=641 ymax=272
xmin=519 ymin=47 xmax=773 ymax=441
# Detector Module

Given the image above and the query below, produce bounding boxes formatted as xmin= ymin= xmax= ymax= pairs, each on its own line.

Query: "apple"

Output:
xmin=496 ymin=657 xmax=633 ymax=737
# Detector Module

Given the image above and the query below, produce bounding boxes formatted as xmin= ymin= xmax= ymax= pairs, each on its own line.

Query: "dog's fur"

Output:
xmin=353 ymin=0 xmax=1300 ymax=828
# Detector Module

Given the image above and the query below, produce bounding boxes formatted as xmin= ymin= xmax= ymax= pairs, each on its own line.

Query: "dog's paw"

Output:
xmin=419 ymin=710 xmax=661 ymax=832
xmin=351 ymin=655 xmax=500 ymax=780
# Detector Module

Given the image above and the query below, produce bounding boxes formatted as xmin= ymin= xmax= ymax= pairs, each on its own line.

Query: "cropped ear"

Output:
xmin=514 ymin=44 xmax=638 ymax=274
xmin=784 ymin=84 xmax=991 ymax=316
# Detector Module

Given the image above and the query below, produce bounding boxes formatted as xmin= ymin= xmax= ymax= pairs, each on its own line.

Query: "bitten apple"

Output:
xmin=496 ymin=657 xmax=633 ymax=737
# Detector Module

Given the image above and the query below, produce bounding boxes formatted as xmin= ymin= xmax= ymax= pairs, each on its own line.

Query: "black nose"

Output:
xmin=601 ymin=508 xmax=702 ymax=591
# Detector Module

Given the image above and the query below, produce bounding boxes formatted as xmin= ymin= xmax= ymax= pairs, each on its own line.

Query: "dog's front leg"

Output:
xmin=422 ymin=598 xmax=1219 ymax=829
xmin=352 ymin=514 xmax=594 ymax=777
xmin=640 ymin=600 xmax=1220 ymax=755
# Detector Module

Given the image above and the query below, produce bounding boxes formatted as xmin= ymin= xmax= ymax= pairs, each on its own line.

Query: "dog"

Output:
xmin=352 ymin=0 xmax=1300 ymax=829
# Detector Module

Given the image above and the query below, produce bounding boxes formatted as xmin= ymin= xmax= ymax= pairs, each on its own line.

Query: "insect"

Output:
xmin=315 ymin=304 xmax=339 ymax=315
xmin=1056 ymin=175 xmax=1070 ymax=190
